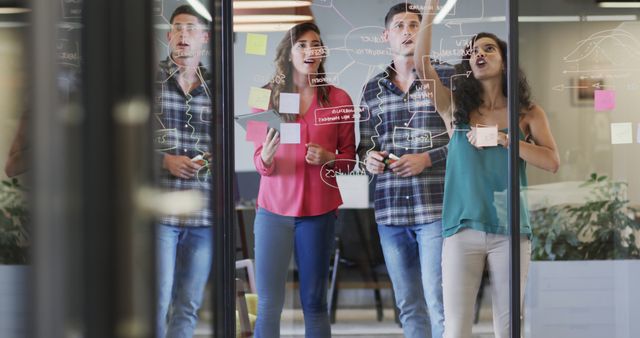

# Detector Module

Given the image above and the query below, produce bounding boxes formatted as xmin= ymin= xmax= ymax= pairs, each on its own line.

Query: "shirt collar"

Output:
xmin=159 ymin=58 xmax=211 ymax=96
xmin=159 ymin=57 xmax=211 ymax=81
xmin=379 ymin=61 xmax=420 ymax=92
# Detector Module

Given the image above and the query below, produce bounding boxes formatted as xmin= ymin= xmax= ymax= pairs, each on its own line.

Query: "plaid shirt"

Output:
xmin=358 ymin=61 xmax=455 ymax=227
xmin=153 ymin=59 xmax=213 ymax=227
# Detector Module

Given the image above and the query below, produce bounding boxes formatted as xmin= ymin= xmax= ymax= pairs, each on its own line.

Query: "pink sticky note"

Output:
xmin=246 ymin=120 xmax=268 ymax=143
xmin=594 ymin=90 xmax=616 ymax=111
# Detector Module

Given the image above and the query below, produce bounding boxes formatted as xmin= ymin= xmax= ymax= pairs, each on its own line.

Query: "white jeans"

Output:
xmin=442 ymin=228 xmax=531 ymax=338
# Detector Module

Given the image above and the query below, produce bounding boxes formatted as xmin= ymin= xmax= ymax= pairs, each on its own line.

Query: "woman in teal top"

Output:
xmin=415 ymin=2 xmax=560 ymax=337
xmin=442 ymin=124 xmax=532 ymax=238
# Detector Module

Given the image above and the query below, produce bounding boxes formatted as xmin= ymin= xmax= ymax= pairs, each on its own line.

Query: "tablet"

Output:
xmin=234 ymin=109 xmax=282 ymax=132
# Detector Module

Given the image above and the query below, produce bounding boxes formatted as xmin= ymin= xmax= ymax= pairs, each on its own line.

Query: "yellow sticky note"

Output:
xmin=611 ymin=122 xmax=633 ymax=145
xmin=245 ymin=33 xmax=268 ymax=56
xmin=248 ymin=87 xmax=271 ymax=110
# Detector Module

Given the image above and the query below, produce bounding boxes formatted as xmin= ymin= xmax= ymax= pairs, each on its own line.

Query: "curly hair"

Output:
xmin=453 ymin=32 xmax=533 ymax=126
xmin=268 ymin=22 xmax=330 ymax=122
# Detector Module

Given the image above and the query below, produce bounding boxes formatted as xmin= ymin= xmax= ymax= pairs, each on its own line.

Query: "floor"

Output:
xmin=196 ymin=257 xmax=497 ymax=337
xmin=195 ymin=303 xmax=496 ymax=337
xmin=277 ymin=308 xmax=496 ymax=338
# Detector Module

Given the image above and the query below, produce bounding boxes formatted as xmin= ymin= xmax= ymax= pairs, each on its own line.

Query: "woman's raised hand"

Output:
xmin=415 ymin=0 xmax=454 ymax=125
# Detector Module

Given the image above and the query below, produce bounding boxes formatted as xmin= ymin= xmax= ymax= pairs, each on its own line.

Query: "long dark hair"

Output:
xmin=269 ymin=22 xmax=330 ymax=122
xmin=453 ymin=32 xmax=533 ymax=126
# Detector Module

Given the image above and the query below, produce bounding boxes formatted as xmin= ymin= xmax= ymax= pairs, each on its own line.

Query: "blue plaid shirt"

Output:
xmin=153 ymin=59 xmax=213 ymax=227
xmin=358 ymin=61 xmax=455 ymax=227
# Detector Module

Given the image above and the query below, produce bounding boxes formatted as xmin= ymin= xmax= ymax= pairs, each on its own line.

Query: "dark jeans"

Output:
xmin=253 ymin=208 xmax=336 ymax=338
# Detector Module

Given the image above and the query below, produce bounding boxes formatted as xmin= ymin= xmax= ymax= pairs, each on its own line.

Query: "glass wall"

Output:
xmin=151 ymin=1 xmax=216 ymax=337
xmin=232 ymin=0 xmax=638 ymax=337
xmin=0 ymin=6 xmax=29 ymax=338
xmin=29 ymin=0 xmax=222 ymax=336
xmin=5 ymin=0 xmax=636 ymax=337
xmin=233 ymin=1 xmax=516 ymax=337
xmin=520 ymin=1 xmax=640 ymax=338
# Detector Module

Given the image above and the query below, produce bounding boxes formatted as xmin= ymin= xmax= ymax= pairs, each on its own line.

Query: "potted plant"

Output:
xmin=531 ymin=173 xmax=640 ymax=261
xmin=0 ymin=178 xmax=29 ymax=264
xmin=525 ymin=173 xmax=640 ymax=338
xmin=0 ymin=177 xmax=29 ymax=338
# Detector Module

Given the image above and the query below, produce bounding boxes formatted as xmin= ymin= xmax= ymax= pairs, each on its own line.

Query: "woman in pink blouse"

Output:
xmin=252 ymin=22 xmax=356 ymax=338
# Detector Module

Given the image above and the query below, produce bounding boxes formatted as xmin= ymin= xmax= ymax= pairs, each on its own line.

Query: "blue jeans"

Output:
xmin=156 ymin=225 xmax=212 ymax=338
xmin=253 ymin=208 xmax=335 ymax=338
xmin=378 ymin=220 xmax=444 ymax=338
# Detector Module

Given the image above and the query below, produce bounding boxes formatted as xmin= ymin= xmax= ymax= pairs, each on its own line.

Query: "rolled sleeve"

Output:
xmin=357 ymin=97 xmax=376 ymax=163
xmin=427 ymin=145 xmax=448 ymax=167
xmin=253 ymin=143 xmax=275 ymax=176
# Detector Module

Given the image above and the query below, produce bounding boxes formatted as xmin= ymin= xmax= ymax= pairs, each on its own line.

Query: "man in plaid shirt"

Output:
xmin=153 ymin=5 xmax=212 ymax=338
xmin=358 ymin=3 xmax=454 ymax=338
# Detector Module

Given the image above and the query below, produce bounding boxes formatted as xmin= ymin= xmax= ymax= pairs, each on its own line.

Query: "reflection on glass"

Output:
xmin=2 ymin=0 xmax=85 ymax=331
xmin=0 ymin=10 xmax=29 ymax=268
xmin=152 ymin=3 xmax=213 ymax=338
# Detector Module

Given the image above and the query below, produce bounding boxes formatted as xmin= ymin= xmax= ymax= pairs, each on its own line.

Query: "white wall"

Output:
xmin=521 ymin=21 xmax=640 ymax=203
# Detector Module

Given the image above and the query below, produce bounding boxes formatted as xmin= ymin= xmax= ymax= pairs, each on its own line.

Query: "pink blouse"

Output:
xmin=253 ymin=86 xmax=356 ymax=217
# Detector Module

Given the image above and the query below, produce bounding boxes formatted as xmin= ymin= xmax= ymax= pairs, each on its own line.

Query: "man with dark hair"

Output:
xmin=358 ymin=2 xmax=453 ymax=338
xmin=169 ymin=4 xmax=208 ymax=25
xmin=154 ymin=4 xmax=213 ymax=338
xmin=384 ymin=2 xmax=422 ymax=27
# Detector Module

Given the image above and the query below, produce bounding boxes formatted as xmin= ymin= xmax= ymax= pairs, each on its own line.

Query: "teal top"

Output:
xmin=442 ymin=124 xmax=531 ymax=237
